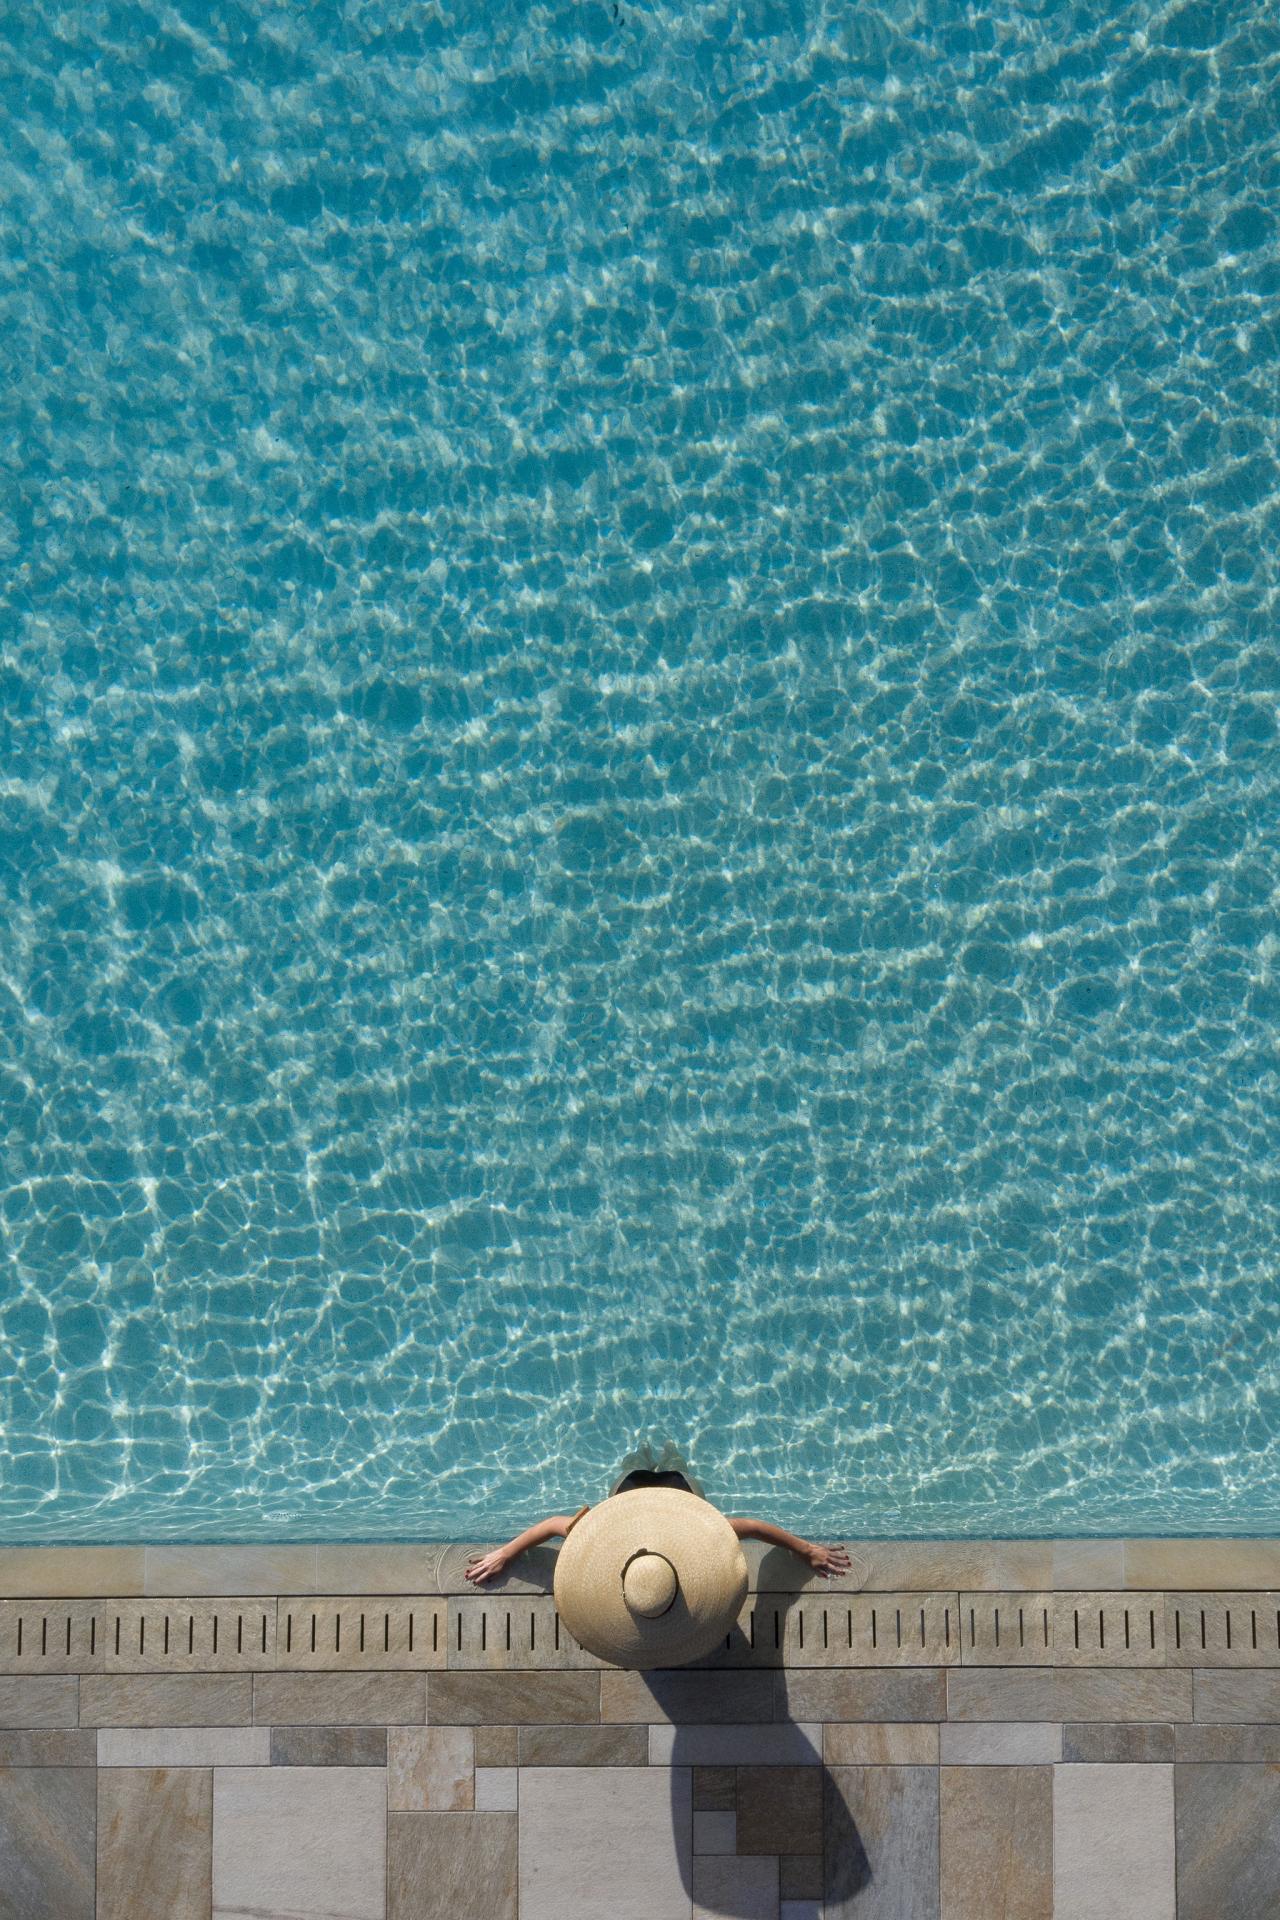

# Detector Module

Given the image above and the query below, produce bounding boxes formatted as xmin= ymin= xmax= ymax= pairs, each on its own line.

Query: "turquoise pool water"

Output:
xmin=2 ymin=0 xmax=1278 ymax=1544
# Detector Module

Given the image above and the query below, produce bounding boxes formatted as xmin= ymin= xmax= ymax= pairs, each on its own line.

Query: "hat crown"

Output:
xmin=622 ymin=1549 xmax=678 ymax=1618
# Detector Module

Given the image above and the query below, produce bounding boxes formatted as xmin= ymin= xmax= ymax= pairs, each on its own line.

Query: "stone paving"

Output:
xmin=2 ymin=1539 xmax=1280 ymax=1917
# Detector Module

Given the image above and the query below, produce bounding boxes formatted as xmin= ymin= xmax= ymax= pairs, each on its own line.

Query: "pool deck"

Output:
xmin=3 ymin=1537 xmax=1280 ymax=1918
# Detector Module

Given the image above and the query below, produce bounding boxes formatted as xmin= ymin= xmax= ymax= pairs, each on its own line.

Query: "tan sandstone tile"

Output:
xmin=473 ymin=1724 xmax=517 ymax=1767
xmin=388 ymin=1725 xmax=474 ymax=1809
xmin=97 ymin=1765 xmax=211 ymax=1920
xmin=390 ymin=1810 xmax=518 ymax=1919
xmin=0 ymin=1763 xmax=96 ymax=1918
xmin=254 ymin=1670 xmax=426 ymax=1725
xmin=0 ymin=1547 xmax=145 ymax=1598
xmin=315 ymin=1544 xmax=454 ymax=1593
xmin=144 ymin=1544 xmax=318 ymax=1596
xmin=941 ymin=1764 xmax=1051 ymax=1920
xmin=1062 ymin=1723 xmax=1174 ymax=1763
xmin=1174 ymin=1722 xmax=1280 ymax=1762
xmin=1051 ymin=1542 xmax=1125 ymax=1589
xmin=1125 ymin=1539 xmax=1280 ymax=1590
xmin=270 ymin=1725 xmax=388 ymax=1766
xmin=97 ymin=1725 xmax=270 ymax=1766
xmin=947 ymin=1667 xmax=1191 ymax=1723
xmin=1192 ymin=1668 xmax=1280 ymax=1721
xmin=940 ymin=1722 xmax=1061 ymax=1764
xmin=519 ymin=1724 xmax=649 ymax=1766
xmin=823 ymin=1722 xmax=940 ymax=1764
xmin=782 ymin=1667 xmax=946 ymax=1722
xmin=428 ymin=1669 xmax=599 ymax=1725
xmin=0 ymin=1730 xmax=96 ymax=1765
xmin=1176 ymin=1762 xmax=1280 ymax=1918
xmin=80 ymin=1673 xmax=251 ymax=1727
xmin=1054 ymin=1763 xmax=1174 ymax=1920
xmin=0 ymin=1675 xmax=78 ymax=1727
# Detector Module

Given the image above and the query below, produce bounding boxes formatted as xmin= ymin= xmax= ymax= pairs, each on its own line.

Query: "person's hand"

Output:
xmin=805 ymin=1542 xmax=852 ymax=1579
xmin=464 ymin=1548 xmax=510 ymax=1585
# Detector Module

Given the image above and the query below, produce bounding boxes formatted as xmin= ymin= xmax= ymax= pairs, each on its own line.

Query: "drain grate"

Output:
xmin=279 ymin=1597 xmax=444 ymax=1670
xmin=1165 ymin=1592 xmax=1280 ymax=1667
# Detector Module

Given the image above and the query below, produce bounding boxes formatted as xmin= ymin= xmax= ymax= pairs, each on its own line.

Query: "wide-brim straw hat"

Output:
xmin=554 ymin=1488 xmax=749 ymax=1669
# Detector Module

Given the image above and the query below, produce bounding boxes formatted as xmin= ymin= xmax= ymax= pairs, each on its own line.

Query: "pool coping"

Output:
xmin=3 ymin=1537 xmax=1279 ymax=1597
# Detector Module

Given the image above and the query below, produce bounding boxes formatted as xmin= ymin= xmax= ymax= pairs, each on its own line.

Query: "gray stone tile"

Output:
xmin=0 ymin=1676 xmax=78 ymax=1728
xmin=475 ymin=1766 xmax=518 ymax=1809
xmin=98 ymin=1725 xmax=270 ymax=1766
xmin=736 ymin=1766 xmax=822 ymax=1854
xmin=519 ymin=1765 xmax=691 ymax=1920
xmin=602 ymin=1668 xmax=777 ymax=1724
xmin=779 ymin=1903 xmax=821 ymax=1920
xmin=693 ymin=1808 xmax=736 ymax=1853
xmin=254 ymin=1670 xmax=425 ymax=1725
xmin=693 ymin=1853 xmax=779 ymax=1919
xmin=948 ymin=1667 xmax=1191 ymax=1722
xmin=271 ymin=1725 xmax=388 ymax=1766
xmin=389 ymin=1810 xmax=517 ymax=1919
xmin=1062 ymin=1722 xmax=1175 ymax=1763
xmin=940 ymin=1765 xmax=1052 ymax=1920
xmin=97 ymin=1764 xmax=212 ymax=1919
xmin=473 ymin=1724 xmax=517 ymax=1766
xmin=428 ymin=1670 xmax=598 ymax=1725
xmin=939 ymin=1721 xmax=1061 ymax=1764
xmin=0 ymin=1731 xmax=95 ymax=1766
xmin=652 ymin=1723 xmax=821 ymax=1766
xmin=80 ymin=1673 xmax=252 ymax=1727
xmin=518 ymin=1723 xmax=648 ymax=1766
xmin=1174 ymin=1722 xmax=1280 ymax=1762
xmin=1193 ymin=1668 xmax=1280 ymax=1721
xmin=0 ymin=1764 xmax=96 ymax=1920
xmin=824 ymin=1723 xmax=939 ymax=1764
xmin=1176 ymin=1761 xmax=1280 ymax=1919
xmin=144 ymin=1544 xmax=318 ymax=1596
xmin=780 ymin=1854 xmax=822 ymax=1897
xmin=694 ymin=1764 xmax=736 ymax=1809
xmin=782 ymin=1667 xmax=945 ymax=1722
xmin=825 ymin=1765 xmax=939 ymax=1919
xmin=388 ymin=1725 xmax=474 ymax=1809
xmin=212 ymin=1765 xmax=386 ymax=1920
xmin=1053 ymin=1763 xmax=1174 ymax=1920
xmin=0 ymin=1546 xmax=145 ymax=1597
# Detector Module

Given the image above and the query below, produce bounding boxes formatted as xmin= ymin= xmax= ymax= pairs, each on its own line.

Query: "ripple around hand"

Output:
xmin=0 ymin=0 xmax=1278 ymax=1543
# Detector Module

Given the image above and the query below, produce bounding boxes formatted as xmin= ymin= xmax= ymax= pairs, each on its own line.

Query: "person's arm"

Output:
xmin=464 ymin=1514 xmax=580 ymax=1585
xmin=727 ymin=1516 xmax=851 ymax=1579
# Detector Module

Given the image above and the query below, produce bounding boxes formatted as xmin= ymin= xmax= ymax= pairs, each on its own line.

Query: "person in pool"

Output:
xmin=464 ymin=1442 xmax=852 ymax=1585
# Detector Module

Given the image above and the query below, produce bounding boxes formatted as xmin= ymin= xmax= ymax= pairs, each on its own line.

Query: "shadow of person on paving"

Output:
xmin=644 ymin=1557 xmax=873 ymax=1918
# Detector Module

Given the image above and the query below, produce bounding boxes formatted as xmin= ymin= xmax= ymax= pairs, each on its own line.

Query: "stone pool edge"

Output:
xmin=3 ymin=1536 xmax=1280 ymax=1597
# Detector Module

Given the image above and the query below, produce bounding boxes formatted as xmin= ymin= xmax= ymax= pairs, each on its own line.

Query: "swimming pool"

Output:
xmin=2 ymin=0 xmax=1277 ymax=1543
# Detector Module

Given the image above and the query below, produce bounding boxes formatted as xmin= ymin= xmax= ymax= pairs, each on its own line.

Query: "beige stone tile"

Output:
xmin=473 ymin=1724 xmax=517 ymax=1766
xmin=941 ymin=1764 xmax=1052 ymax=1920
xmin=782 ymin=1666 xmax=946 ymax=1722
xmin=1125 ymin=1538 xmax=1280 ymax=1589
xmin=947 ymin=1666 xmax=1191 ymax=1722
xmin=518 ymin=1766 xmax=690 ymax=1920
xmin=735 ymin=1765 xmax=821 ymax=1853
xmin=0 ymin=1762 xmax=96 ymax=1918
xmin=518 ymin=1723 xmax=648 ymax=1765
xmin=0 ymin=1674 xmax=78 ymax=1727
xmin=1193 ymin=1667 xmax=1280 ymax=1721
xmin=1062 ymin=1722 xmax=1174 ymax=1762
xmin=270 ymin=1725 xmax=388 ymax=1766
xmin=0 ymin=1547 xmax=145 ymax=1598
xmin=693 ymin=1853 xmax=779 ymax=1919
xmin=390 ymin=1810 xmax=518 ymax=1919
xmin=254 ymin=1669 xmax=426 ymax=1725
xmin=98 ymin=1725 xmax=270 ymax=1766
xmin=432 ymin=1542 xmax=558 ymax=1595
xmin=693 ymin=1764 xmax=736 ymax=1808
xmin=1053 ymin=1763 xmax=1174 ymax=1920
xmin=278 ymin=1595 xmax=445 ymax=1670
xmin=1051 ymin=1542 xmax=1125 ymax=1589
xmin=940 ymin=1721 xmax=1061 ymax=1763
xmin=1174 ymin=1722 xmax=1280 ymax=1761
xmin=388 ymin=1725 xmax=474 ymax=1809
xmin=826 ymin=1765 xmax=939 ymax=1916
xmin=97 ymin=1764 xmax=212 ymax=1920
xmin=212 ymin=1766 xmax=386 ymax=1919
xmin=1165 ymin=1591 xmax=1280 ymax=1667
xmin=0 ymin=1729 xmax=95 ymax=1765
xmin=774 ymin=1539 xmax=1050 ymax=1591
xmin=145 ymin=1544 xmax=318 ymax=1596
xmin=823 ymin=1721 xmax=940 ymax=1764
xmin=102 ymin=1598 xmax=276 ymax=1672
xmin=1176 ymin=1762 xmax=1280 ymax=1918
xmin=649 ymin=1723 xmax=821 ymax=1766
xmin=428 ymin=1669 xmax=599 ymax=1724
xmin=602 ymin=1667 xmax=775 ymax=1724
xmin=80 ymin=1673 xmax=251 ymax=1727
xmin=315 ymin=1543 xmax=455 ymax=1594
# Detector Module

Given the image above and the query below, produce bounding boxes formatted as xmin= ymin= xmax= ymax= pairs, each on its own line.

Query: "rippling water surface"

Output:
xmin=2 ymin=0 xmax=1278 ymax=1542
